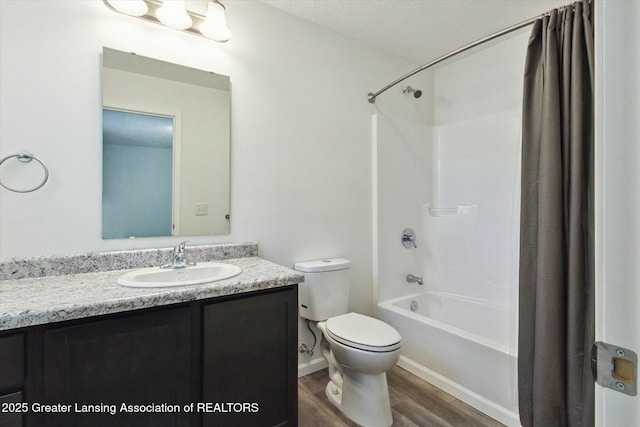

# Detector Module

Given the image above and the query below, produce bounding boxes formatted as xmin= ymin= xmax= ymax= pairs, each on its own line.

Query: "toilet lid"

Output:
xmin=325 ymin=312 xmax=401 ymax=352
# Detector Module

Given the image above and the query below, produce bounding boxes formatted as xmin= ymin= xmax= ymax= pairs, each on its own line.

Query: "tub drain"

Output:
xmin=410 ymin=300 xmax=419 ymax=312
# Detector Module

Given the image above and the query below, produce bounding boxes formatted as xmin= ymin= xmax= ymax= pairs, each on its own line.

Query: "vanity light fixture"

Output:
xmin=105 ymin=0 xmax=148 ymax=17
xmin=103 ymin=0 xmax=232 ymax=42
xmin=156 ymin=0 xmax=192 ymax=30
xmin=199 ymin=1 xmax=232 ymax=42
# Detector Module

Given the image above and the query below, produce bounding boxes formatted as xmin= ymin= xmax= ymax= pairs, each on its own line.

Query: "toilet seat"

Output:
xmin=325 ymin=312 xmax=401 ymax=352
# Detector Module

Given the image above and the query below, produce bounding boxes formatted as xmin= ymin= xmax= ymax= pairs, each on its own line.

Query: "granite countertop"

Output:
xmin=0 ymin=245 xmax=304 ymax=331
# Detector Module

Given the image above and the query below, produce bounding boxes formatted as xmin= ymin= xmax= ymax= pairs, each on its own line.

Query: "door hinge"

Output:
xmin=591 ymin=341 xmax=637 ymax=396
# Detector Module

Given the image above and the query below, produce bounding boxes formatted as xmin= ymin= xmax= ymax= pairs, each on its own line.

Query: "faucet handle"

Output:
xmin=162 ymin=241 xmax=194 ymax=268
xmin=178 ymin=241 xmax=197 ymax=266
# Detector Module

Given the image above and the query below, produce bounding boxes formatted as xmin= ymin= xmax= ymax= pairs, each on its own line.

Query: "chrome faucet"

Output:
xmin=161 ymin=241 xmax=195 ymax=269
xmin=406 ymin=274 xmax=423 ymax=285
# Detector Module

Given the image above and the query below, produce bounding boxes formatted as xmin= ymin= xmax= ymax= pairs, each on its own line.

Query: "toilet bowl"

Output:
xmin=295 ymin=257 xmax=401 ymax=427
xmin=317 ymin=313 xmax=401 ymax=427
xmin=320 ymin=312 xmax=401 ymax=369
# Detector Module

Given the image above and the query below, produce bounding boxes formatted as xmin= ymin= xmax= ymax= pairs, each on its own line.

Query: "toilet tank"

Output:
xmin=294 ymin=258 xmax=351 ymax=321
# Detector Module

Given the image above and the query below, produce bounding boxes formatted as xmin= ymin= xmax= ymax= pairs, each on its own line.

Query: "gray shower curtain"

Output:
xmin=518 ymin=1 xmax=594 ymax=426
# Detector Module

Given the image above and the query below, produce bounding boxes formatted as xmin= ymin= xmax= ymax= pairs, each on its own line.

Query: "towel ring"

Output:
xmin=0 ymin=150 xmax=49 ymax=193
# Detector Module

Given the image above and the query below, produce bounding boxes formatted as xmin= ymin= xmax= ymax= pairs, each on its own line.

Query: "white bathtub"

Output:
xmin=378 ymin=291 xmax=520 ymax=427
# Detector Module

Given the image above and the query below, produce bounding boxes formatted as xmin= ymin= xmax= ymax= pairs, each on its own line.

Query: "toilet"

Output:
xmin=295 ymin=258 xmax=401 ymax=427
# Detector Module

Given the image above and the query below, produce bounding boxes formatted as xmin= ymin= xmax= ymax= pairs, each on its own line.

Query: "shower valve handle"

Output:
xmin=402 ymin=228 xmax=417 ymax=248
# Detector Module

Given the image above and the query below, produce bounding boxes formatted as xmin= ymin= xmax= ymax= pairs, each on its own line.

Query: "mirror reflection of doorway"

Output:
xmin=102 ymin=108 xmax=174 ymax=238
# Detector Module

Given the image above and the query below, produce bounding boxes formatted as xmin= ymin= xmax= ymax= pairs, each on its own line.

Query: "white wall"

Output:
xmin=595 ymin=0 xmax=640 ymax=425
xmin=0 ymin=0 xmax=429 ymax=369
xmin=374 ymin=31 xmax=527 ymax=304
xmin=433 ymin=29 xmax=530 ymax=125
xmin=429 ymin=31 xmax=527 ymax=311
xmin=0 ymin=1 xmax=415 ymax=287
xmin=431 ymin=112 xmax=521 ymax=308
xmin=373 ymin=114 xmax=434 ymax=303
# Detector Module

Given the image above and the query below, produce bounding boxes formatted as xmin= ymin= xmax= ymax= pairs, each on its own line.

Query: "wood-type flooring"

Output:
xmin=298 ymin=366 xmax=506 ymax=427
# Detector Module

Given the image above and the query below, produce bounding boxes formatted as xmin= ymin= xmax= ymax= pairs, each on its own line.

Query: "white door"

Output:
xmin=595 ymin=0 xmax=640 ymax=425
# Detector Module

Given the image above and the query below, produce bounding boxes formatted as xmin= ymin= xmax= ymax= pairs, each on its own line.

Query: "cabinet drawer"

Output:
xmin=0 ymin=334 xmax=24 ymax=391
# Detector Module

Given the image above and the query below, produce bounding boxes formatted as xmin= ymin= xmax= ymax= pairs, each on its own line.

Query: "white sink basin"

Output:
xmin=117 ymin=262 xmax=242 ymax=288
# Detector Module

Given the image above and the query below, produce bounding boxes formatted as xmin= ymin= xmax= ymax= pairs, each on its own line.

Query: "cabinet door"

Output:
xmin=0 ymin=333 xmax=24 ymax=392
xmin=203 ymin=287 xmax=297 ymax=426
xmin=43 ymin=307 xmax=191 ymax=427
xmin=0 ymin=392 xmax=23 ymax=427
xmin=0 ymin=333 xmax=24 ymax=427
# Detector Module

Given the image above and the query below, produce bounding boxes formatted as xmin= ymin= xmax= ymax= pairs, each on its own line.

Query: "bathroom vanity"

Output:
xmin=0 ymin=243 xmax=302 ymax=427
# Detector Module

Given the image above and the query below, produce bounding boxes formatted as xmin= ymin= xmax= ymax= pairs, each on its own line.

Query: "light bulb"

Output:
xmin=199 ymin=1 xmax=232 ymax=42
xmin=106 ymin=0 xmax=148 ymax=17
xmin=156 ymin=0 xmax=192 ymax=30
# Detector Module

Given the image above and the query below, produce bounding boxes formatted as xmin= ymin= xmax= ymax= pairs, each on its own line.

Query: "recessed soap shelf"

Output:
xmin=428 ymin=207 xmax=458 ymax=218
xmin=425 ymin=205 xmax=477 ymax=218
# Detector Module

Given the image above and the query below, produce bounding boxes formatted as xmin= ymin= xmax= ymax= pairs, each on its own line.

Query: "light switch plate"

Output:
xmin=195 ymin=203 xmax=209 ymax=216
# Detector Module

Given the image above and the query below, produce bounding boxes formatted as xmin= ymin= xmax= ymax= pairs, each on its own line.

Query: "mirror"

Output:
xmin=102 ymin=47 xmax=231 ymax=239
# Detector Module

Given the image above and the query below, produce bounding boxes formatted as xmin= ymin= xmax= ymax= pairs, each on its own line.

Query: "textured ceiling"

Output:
xmin=260 ymin=0 xmax=571 ymax=63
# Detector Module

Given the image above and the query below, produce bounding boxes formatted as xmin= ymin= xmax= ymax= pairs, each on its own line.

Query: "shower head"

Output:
xmin=403 ymin=86 xmax=422 ymax=99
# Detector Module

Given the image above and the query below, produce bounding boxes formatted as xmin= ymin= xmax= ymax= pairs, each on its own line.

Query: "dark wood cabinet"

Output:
xmin=1 ymin=285 xmax=297 ymax=427
xmin=203 ymin=287 xmax=298 ymax=426
xmin=0 ymin=392 xmax=23 ymax=427
xmin=0 ymin=333 xmax=25 ymax=427
xmin=42 ymin=307 xmax=192 ymax=427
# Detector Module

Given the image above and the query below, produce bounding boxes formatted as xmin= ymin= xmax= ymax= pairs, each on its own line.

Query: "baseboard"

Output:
xmin=297 ymin=356 xmax=328 ymax=378
xmin=397 ymin=356 xmax=522 ymax=427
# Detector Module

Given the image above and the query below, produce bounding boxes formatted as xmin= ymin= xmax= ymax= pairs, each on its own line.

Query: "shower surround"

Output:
xmin=372 ymin=31 xmax=528 ymax=426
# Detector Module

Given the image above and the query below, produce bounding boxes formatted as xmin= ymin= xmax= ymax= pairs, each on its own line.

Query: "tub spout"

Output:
xmin=406 ymin=274 xmax=423 ymax=285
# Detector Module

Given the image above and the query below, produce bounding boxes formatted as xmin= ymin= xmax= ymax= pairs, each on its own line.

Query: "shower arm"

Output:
xmin=367 ymin=15 xmax=540 ymax=104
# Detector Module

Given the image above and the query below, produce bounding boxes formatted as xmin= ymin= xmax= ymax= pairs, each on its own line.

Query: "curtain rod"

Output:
xmin=367 ymin=0 xmax=590 ymax=103
xmin=367 ymin=15 xmax=541 ymax=104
